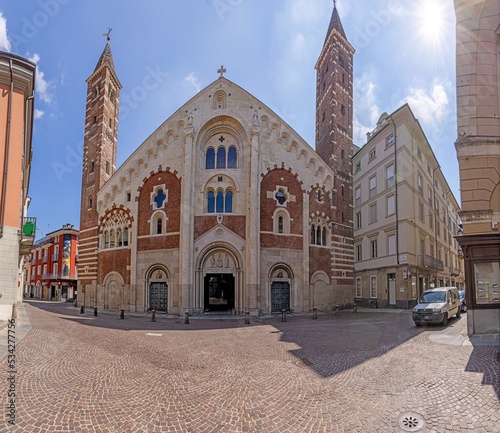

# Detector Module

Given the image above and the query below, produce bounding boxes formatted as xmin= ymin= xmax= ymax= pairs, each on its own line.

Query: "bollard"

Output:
xmin=281 ymin=309 xmax=286 ymax=322
xmin=184 ymin=311 xmax=190 ymax=324
xmin=245 ymin=310 xmax=250 ymax=325
xmin=80 ymin=305 xmax=85 ymax=314
xmin=151 ymin=309 xmax=156 ymax=322
xmin=120 ymin=309 xmax=125 ymax=319
xmin=94 ymin=307 xmax=98 ymax=316
xmin=335 ymin=305 xmax=340 ymax=316
xmin=353 ymin=304 xmax=357 ymax=313
xmin=313 ymin=308 xmax=318 ymax=320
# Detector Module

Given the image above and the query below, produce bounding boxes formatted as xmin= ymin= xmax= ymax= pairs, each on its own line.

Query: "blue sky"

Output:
xmin=0 ymin=0 xmax=458 ymax=239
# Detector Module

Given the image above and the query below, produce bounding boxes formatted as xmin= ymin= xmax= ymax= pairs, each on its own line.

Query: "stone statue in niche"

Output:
xmin=187 ymin=111 xmax=193 ymax=126
xmin=252 ymin=109 xmax=260 ymax=127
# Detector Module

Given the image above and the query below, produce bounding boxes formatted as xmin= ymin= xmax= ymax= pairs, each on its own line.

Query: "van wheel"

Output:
xmin=442 ymin=314 xmax=448 ymax=326
xmin=456 ymin=309 xmax=461 ymax=319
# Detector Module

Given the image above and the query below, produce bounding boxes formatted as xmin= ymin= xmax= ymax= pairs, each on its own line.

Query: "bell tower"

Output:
xmin=315 ymin=1 xmax=355 ymax=296
xmin=78 ymin=39 xmax=121 ymax=306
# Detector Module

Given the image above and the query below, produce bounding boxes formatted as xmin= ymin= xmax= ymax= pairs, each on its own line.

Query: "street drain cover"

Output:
xmin=397 ymin=412 xmax=426 ymax=432
xmin=294 ymin=358 xmax=312 ymax=368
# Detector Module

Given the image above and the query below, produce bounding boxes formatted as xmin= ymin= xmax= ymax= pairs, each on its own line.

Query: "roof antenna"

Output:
xmin=103 ymin=28 xmax=113 ymax=42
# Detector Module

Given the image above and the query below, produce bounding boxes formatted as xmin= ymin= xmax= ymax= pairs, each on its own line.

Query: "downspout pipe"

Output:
xmin=0 ymin=59 xmax=14 ymax=238
xmin=388 ymin=115 xmax=399 ymax=266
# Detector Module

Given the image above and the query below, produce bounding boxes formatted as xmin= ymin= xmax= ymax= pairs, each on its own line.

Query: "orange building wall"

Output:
xmin=0 ymin=82 xmax=26 ymax=229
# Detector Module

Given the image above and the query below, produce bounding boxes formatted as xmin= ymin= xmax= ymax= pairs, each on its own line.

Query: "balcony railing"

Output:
xmin=419 ymin=255 xmax=444 ymax=271
xmin=19 ymin=217 xmax=37 ymax=255
xmin=450 ymin=266 xmax=460 ymax=277
xmin=40 ymin=273 xmax=77 ymax=281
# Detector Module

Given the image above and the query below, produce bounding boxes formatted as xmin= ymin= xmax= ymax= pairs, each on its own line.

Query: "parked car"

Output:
xmin=458 ymin=289 xmax=467 ymax=312
xmin=412 ymin=287 xmax=461 ymax=326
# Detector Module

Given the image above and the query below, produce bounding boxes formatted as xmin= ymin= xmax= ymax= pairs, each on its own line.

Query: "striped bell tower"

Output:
xmin=315 ymin=1 xmax=355 ymax=298
xmin=78 ymin=40 xmax=121 ymax=307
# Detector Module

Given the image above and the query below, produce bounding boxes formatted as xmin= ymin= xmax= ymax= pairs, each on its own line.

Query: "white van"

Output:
xmin=412 ymin=287 xmax=461 ymax=326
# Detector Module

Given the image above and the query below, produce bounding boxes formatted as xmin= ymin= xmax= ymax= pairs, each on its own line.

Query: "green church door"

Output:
xmin=149 ymin=282 xmax=168 ymax=312
xmin=271 ymin=282 xmax=290 ymax=312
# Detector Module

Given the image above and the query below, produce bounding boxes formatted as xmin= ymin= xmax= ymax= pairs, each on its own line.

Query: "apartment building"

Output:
xmin=27 ymin=224 xmax=79 ymax=302
xmin=0 ymin=51 xmax=36 ymax=319
xmin=353 ymin=104 xmax=464 ymax=309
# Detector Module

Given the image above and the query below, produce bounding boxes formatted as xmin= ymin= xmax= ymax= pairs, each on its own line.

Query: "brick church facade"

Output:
xmin=77 ymin=4 xmax=355 ymax=315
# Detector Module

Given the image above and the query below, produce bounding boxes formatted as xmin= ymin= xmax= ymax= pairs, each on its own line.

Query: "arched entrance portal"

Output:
xmin=198 ymin=248 xmax=240 ymax=313
xmin=147 ymin=267 xmax=169 ymax=312
xmin=269 ymin=265 xmax=293 ymax=312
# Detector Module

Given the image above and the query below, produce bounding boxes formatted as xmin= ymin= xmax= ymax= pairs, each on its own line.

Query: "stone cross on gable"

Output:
xmin=218 ymin=65 xmax=227 ymax=78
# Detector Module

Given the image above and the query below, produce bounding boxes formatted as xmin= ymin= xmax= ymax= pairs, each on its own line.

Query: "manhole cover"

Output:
xmin=397 ymin=412 xmax=426 ymax=432
xmin=294 ymin=358 xmax=312 ymax=368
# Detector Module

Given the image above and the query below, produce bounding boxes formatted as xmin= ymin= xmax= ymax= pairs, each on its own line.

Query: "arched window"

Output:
xmin=216 ymin=191 xmax=224 ymax=213
xmin=207 ymin=191 xmax=215 ymax=213
xmin=88 ymin=197 xmax=93 ymax=209
xmin=123 ymin=228 xmax=129 ymax=246
xmin=205 ymin=148 xmax=215 ymax=169
xmin=225 ymin=191 xmax=233 ymax=213
xmin=110 ymin=230 xmax=116 ymax=248
xmin=310 ymin=225 xmax=316 ymax=245
xmin=151 ymin=212 xmax=166 ymax=235
xmin=322 ymin=227 xmax=327 ymax=246
xmin=227 ymin=146 xmax=237 ymax=168
xmin=104 ymin=230 xmax=110 ymax=249
xmin=316 ymin=226 xmax=321 ymax=246
xmin=217 ymin=147 xmax=226 ymax=169
xmin=117 ymin=228 xmax=123 ymax=247
xmin=106 ymin=161 xmax=110 ymax=175
xmin=278 ymin=216 xmax=284 ymax=234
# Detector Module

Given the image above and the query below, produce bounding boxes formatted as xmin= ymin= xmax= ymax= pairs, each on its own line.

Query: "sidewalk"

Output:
xmin=0 ymin=303 xmax=32 ymax=362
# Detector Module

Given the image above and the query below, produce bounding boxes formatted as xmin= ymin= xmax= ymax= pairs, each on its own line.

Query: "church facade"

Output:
xmin=77 ymin=5 xmax=355 ymax=315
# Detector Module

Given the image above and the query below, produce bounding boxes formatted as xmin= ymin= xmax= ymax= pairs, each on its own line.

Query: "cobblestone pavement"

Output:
xmin=0 ymin=301 xmax=498 ymax=433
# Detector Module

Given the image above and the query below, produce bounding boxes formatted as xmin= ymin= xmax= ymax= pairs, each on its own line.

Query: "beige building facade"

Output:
xmin=454 ymin=0 xmax=500 ymax=334
xmin=0 ymin=52 xmax=36 ymax=320
xmin=353 ymin=105 xmax=464 ymax=309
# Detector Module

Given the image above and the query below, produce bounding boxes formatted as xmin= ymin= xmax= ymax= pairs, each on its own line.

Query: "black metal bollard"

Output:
xmin=245 ymin=310 xmax=250 ymax=325
xmin=151 ymin=309 xmax=156 ymax=322
xmin=313 ymin=308 xmax=318 ymax=320
xmin=94 ymin=307 xmax=98 ymax=316
xmin=120 ymin=309 xmax=125 ymax=319
xmin=80 ymin=305 xmax=85 ymax=314
xmin=281 ymin=309 xmax=286 ymax=322
xmin=184 ymin=311 xmax=189 ymax=324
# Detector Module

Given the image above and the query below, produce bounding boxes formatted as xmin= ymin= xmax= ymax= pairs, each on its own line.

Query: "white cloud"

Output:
xmin=28 ymin=53 xmax=54 ymax=104
xmin=34 ymin=109 xmax=44 ymax=119
xmin=183 ymin=72 xmax=201 ymax=93
xmin=401 ymin=82 xmax=449 ymax=127
xmin=0 ymin=12 xmax=11 ymax=52
xmin=353 ymin=71 xmax=381 ymax=145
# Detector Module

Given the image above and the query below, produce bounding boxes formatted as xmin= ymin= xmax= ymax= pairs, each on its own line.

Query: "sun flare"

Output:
xmin=417 ymin=0 xmax=447 ymax=43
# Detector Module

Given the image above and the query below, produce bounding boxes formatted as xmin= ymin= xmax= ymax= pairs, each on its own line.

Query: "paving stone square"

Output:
xmin=0 ymin=301 xmax=498 ymax=432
